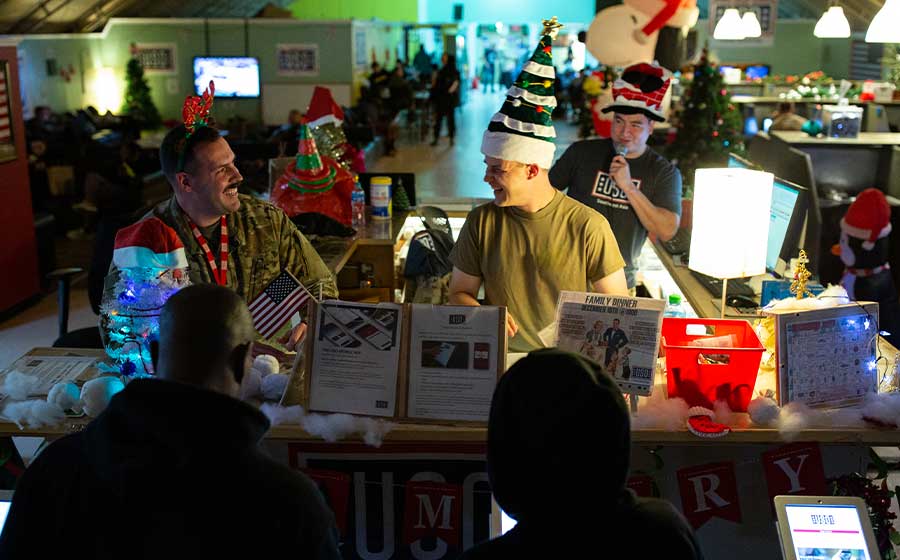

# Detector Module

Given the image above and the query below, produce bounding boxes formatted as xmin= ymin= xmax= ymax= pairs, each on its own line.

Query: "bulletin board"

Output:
xmin=773 ymin=302 xmax=880 ymax=408
xmin=261 ymin=83 xmax=352 ymax=126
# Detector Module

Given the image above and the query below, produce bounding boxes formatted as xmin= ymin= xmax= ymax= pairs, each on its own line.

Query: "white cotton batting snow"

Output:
xmin=260 ymin=403 xmax=393 ymax=447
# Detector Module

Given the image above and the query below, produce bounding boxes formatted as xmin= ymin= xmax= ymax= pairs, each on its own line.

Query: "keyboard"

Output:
xmin=690 ymin=270 xmax=756 ymax=298
xmin=662 ymin=229 xmax=691 ymax=255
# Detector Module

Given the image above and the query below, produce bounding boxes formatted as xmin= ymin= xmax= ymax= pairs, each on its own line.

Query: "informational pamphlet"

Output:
xmin=307 ymin=300 xmax=404 ymax=417
xmin=406 ymin=304 xmax=506 ymax=422
xmin=554 ymin=291 xmax=665 ymax=396
xmin=0 ymin=355 xmax=98 ymax=400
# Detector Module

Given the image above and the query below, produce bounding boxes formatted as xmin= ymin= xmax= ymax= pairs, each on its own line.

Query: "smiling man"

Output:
xmin=102 ymin=106 xmax=337 ymax=351
xmin=448 ymin=20 xmax=627 ymax=352
xmin=550 ymin=61 xmax=682 ymax=292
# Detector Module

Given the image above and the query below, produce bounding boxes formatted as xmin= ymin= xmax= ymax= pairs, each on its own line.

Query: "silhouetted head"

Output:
xmin=151 ymin=284 xmax=255 ymax=398
xmin=488 ymin=349 xmax=631 ymax=524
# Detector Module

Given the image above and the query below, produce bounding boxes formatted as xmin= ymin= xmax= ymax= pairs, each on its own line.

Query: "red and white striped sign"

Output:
xmin=0 ymin=67 xmax=10 ymax=143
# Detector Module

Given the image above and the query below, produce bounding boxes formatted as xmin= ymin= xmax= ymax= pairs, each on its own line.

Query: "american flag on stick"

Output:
xmin=0 ymin=66 xmax=10 ymax=143
xmin=248 ymin=271 xmax=318 ymax=339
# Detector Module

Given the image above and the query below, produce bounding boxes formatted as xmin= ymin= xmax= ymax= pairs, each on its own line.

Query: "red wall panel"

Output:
xmin=0 ymin=46 xmax=39 ymax=311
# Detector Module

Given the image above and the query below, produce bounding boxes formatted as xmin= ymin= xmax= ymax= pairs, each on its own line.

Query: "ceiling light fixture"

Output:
xmin=742 ymin=11 xmax=762 ymax=38
xmin=866 ymin=0 xmax=900 ymax=42
xmin=814 ymin=6 xmax=851 ymax=38
xmin=714 ymin=8 xmax=746 ymax=40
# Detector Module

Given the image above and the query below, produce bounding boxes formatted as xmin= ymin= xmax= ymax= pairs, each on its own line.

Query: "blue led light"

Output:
xmin=867 ymin=359 xmax=877 ymax=372
xmin=864 ymin=319 xmax=871 ymax=330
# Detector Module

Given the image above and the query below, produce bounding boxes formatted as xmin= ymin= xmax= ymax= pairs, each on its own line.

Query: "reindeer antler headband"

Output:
xmin=176 ymin=80 xmax=215 ymax=171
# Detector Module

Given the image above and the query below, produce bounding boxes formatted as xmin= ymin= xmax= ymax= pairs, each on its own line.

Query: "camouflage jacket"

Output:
xmin=101 ymin=194 xmax=338 ymax=346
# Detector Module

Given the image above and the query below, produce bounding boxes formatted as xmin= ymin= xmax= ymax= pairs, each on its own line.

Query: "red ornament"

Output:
xmin=542 ymin=46 xmax=552 ymax=54
xmin=713 ymin=131 xmax=719 ymax=137
xmin=536 ymin=105 xmax=544 ymax=113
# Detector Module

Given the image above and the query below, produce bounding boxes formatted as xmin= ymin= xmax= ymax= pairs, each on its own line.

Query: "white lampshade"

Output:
xmin=866 ymin=0 xmax=900 ymax=42
xmin=714 ymin=8 xmax=746 ymax=40
xmin=814 ymin=6 xmax=851 ymax=38
xmin=741 ymin=11 xmax=762 ymax=38
xmin=688 ymin=168 xmax=773 ymax=280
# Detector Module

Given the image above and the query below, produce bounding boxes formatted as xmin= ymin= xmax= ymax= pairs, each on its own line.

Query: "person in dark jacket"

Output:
xmin=431 ymin=54 xmax=460 ymax=146
xmin=0 ymin=284 xmax=341 ymax=560
xmin=458 ymin=349 xmax=703 ymax=560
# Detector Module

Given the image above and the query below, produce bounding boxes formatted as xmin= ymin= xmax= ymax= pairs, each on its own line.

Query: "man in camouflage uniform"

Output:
xmin=102 ymin=125 xmax=338 ymax=351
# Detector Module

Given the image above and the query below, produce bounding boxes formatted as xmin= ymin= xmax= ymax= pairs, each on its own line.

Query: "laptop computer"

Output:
xmin=0 ymin=490 xmax=12 ymax=533
xmin=775 ymin=495 xmax=881 ymax=560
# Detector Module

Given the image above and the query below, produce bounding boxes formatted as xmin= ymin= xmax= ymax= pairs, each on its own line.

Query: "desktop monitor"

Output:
xmin=193 ymin=57 xmax=260 ymax=98
xmin=0 ymin=490 xmax=12 ymax=533
xmin=767 ymin=177 xmax=806 ymax=277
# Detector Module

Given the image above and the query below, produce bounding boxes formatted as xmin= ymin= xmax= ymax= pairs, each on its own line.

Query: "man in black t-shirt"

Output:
xmin=550 ymin=61 xmax=682 ymax=290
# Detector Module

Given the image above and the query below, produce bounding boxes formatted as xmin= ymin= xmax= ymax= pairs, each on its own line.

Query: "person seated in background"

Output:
xmin=0 ymin=284 xmax=341 ymax=559
xmin=269 ymin=109 xmax=305 ymax=154
xmin=458 ymin=349 xmax=704 ymax=560
xmin=769 ymin=102 xmax=808 ymax=131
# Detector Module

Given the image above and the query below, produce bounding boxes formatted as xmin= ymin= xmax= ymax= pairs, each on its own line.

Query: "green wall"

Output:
xmin=289 ymin=0 xmax=418 ymax=22
xmin=17 ymin=18 xmax=359 ymax=123
xmin=697 ymin=19 xmax=853 ymax=77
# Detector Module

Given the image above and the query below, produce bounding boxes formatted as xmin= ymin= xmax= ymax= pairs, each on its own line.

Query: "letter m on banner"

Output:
xmin=761 ymin=442 xmax=826 ymax=504
xmin=677 ymin=461 xmax=742 ymax=529
xmin=403 ymin=481 xmax=462 ymax=546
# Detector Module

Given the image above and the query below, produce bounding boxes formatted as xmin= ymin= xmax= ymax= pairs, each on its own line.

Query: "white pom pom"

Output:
xmin=240 ymin=368 xmax=262 ymax=400
xmin=252 ymin=354 xmax=280 ymax=377
xmin=2 ymin=371 xmax=40 ymax=400
xmin=80 ymin=377 xmax=125 ymax=417
xmin=48 ymin=381 xmax=82 ymax=414
xmin=748 ymin=396 xmax=780 ymax=426
xmin=511 ymin=99 xmax=521 ymax=107
xmin=261 ymin=373 xmax=289 ymax=401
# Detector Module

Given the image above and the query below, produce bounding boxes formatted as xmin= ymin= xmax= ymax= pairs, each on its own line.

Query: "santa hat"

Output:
xmin=113 ymin=217 xmax=188 ymax=269
xmin=841 ymin=188 xmax=892 ymax=250
xmin=481 ymin=17 xmax=562 ymax=169
xmin=602 ymin=61 xmax=672 ymax=122
xmin=280 ymin=118 xmax=340 ymax=193
xmin=306 ymin=86 xmax=345 ymax=128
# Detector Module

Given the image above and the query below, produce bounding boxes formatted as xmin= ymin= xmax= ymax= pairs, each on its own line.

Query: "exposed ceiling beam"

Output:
xmin=6 ymin=0 xmax=76 ymax=34
xmin=71 ymin=0 xmax=141 ymax=32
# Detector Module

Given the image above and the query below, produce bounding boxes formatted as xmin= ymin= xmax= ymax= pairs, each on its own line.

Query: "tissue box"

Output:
xmin=822 ymin=104 xmax=863 ymax=139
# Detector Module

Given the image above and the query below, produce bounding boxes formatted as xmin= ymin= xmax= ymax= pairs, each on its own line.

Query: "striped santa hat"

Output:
xmin=113 ymin=217 xmax=188 ymax=269
xmin=602 ymin=61 xmax=672 ymax=122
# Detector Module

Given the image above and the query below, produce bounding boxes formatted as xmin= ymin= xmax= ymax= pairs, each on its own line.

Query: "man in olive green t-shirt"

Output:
xmin=450 ymin=23 xmax=628 ymax=352
xmin=449 ymin=159 xmax=628 ymax=352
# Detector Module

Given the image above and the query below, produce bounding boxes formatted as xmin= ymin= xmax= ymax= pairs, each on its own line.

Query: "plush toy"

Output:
xmin=100 ymin=217 xmax=191 ymax=377
xmin=585 ymin=0 xmax=698 ymax=70
xmin=270 ymin=119 xmax=355 ymax=227
xmin=832 ymin=188 xmax=898 ymax=346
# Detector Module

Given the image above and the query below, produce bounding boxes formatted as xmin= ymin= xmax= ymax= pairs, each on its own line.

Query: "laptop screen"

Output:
xmin=783 ymin=503 xmax=873 ymax=559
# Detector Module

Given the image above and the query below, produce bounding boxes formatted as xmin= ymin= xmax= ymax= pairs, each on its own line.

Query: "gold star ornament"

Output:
xmin=542 ymin=16 xmax=564 ymax=39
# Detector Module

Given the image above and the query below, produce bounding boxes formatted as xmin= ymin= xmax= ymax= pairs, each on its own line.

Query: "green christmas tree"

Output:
xmin=393 ymin=181 xmax=411 ymax=211
xmin=122 ymin=57 xmax=162 ymax=130
xmin=667 ymin=48 xmax=745 ymax=190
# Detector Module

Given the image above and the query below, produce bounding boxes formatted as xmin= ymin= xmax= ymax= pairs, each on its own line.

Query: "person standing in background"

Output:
xmin=431 ymin=54 xmax=460 ymax=147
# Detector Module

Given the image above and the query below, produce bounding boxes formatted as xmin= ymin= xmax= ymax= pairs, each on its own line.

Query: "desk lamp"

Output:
xmin=688 ymin=168 xmax=773 ymax=317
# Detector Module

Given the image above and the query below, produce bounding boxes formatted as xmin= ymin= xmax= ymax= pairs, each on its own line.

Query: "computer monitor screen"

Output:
xmin=782 ymin=503 xmax=874 ymax=559
xmin=0 ymin=491 xmax=11 ymax=532
xmin=745 ymin=65 xmax=770 ymax=80
xmin=767 ymin=179 xmax=801 ymax=272
xmin=193 ymin=57 xmax=260 ymax=98
xmin=728 ymin=153 xmax=753 ymax=169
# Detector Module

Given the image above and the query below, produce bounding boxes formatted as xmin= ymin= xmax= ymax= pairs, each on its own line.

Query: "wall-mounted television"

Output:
xmin=193 ymin=57 xmax=260 ymax=98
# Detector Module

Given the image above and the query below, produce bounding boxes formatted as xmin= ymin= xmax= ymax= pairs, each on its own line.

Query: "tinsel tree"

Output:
xmin=310 ymin=123 xmax=353 ymax=170
xmin=122 ymin=56 xmax=162 ymax=130
xmin=667 ymin=47 xmax=744 ymax=189
xmin=829 ymin=472 xmax=900 ymax=559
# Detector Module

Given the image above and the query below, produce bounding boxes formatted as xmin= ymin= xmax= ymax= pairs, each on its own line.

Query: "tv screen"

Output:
xmin=193 ymin=57 xmax=260 ymax=98
xmin=745 ymin=64 xmax=770 ymax=80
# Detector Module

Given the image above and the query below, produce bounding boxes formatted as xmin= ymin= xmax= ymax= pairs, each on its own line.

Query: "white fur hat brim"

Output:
xmin=481 ymin=130 xmax=555 ymax=169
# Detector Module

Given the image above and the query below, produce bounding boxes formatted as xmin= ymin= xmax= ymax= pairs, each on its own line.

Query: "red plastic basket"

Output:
xmin=661 ymin=318 xmax=764 ymax=412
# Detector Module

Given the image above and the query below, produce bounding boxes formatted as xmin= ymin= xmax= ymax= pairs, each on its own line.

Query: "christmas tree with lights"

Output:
xmin=667 ymin=48 xmax=744 ymax=189
xmin=122 ymin=50 xmax=162 ymax=130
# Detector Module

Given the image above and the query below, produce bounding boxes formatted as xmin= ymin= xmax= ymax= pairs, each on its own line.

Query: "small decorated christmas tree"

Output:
xmin=393 ymin=179 xmax=411 ymax=211
xmin=122 ymin=54 xmax=162 ymax=130
xmin=667 ymin=47 xmax=744 ymax=188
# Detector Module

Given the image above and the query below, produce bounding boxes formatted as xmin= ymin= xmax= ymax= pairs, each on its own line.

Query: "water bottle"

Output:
xmin=664 ymin=294 xmax=686 ymax=318
xmin=351 ymin=176 xmax=366 ymax=229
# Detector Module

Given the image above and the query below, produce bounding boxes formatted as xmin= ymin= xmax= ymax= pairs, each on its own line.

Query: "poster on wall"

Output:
xmin=709 ymin=0 xmax=777 ymax=44
xmin=276 ymin=44 xmax=319 ymax=77
xmin=354 ymin=30 xmax=367 ymax=68
xmin=134 ymin=43 xmax=177 ymax=74
xmin=0 ymin=62 xmax=15 ymax=164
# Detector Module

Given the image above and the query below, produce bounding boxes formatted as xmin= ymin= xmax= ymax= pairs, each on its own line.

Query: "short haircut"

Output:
xmin=159 ymin=125 xmax=222 ymax=183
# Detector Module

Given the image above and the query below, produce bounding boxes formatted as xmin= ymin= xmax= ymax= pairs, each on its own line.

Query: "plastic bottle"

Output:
xmin=664 ymin=293 xmax=686 ymax=318
xmin=351 ymin=175 xmax=366 ymax=229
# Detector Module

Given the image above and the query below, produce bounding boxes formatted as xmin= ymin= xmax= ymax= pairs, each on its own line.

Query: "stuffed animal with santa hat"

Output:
xmin=832 ymin=188 xmax=899 ymax=346
xmin=100 ymin=217 xmax=191 ymax=377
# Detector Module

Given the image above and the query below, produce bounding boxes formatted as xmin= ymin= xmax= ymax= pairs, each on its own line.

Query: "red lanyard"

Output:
xmin=187 ymin=215 xmax=228 ymax=286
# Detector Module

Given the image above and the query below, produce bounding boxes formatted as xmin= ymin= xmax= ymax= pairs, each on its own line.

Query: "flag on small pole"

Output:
xmin=248 ymin=271 xmax=319 ymax=339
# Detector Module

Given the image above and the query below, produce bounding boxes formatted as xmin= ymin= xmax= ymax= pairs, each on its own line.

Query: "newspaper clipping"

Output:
xmin=407 ymin=305 xmax=504 ymax=422
xmin=554 ymin=291 xmax=664 ymax=395
xmin=308 ymin=300 xmax=403 ymax=417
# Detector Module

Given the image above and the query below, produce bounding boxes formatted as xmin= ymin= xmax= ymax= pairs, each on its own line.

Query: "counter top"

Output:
xmin=309 ymin=210 xmax=409 ymax=274
xmin=771 ymin=130 xmax=900 ymax=146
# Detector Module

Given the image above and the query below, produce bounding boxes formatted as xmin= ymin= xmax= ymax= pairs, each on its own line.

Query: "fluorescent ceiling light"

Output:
xmin=815 ymin=6 xmax=851 ymax=38
xmin=866 ymin=0 xmax=900 ymax=42
xmin=742 ymin=11 xmax=762 ymax=38
xmin=714 ymin=8 xmax=746 ymax=40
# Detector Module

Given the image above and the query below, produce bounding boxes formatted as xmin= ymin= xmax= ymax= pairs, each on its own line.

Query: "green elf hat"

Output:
xmin=481 ymin=16 xmax=563 ymax=169
xmin=281 ymin=118 xmax=339 ymax=193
